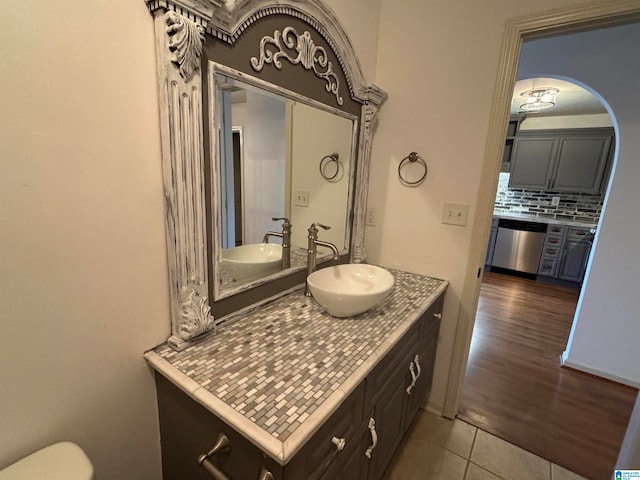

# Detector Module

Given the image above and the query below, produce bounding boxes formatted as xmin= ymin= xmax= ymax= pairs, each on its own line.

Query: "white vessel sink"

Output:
xmin=307 ymin=264 xmax=395 ymax=317
xmin=222 ymin=243 xmax=282 ymax=282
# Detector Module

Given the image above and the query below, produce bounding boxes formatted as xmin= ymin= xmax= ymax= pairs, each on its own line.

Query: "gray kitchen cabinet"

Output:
xmin=501 ymin=115 xmax=524 ymax=172
xmin=557 ymin=227 xmax=594 ymax=283
xmin=509 ymin=128 xmax=613 ymax=193
xmin=154 ymin=292 xmax=445 ymax=480
xmin=508 ymin=135 xmax=558 ymax=189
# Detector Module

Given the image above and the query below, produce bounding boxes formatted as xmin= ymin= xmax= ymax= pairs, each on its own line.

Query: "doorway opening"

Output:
xmin=456 ymin=44 xmax=640 ymax=479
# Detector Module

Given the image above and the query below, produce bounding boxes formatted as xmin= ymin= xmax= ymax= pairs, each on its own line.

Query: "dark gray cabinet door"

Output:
xmin=552 ymin=133 xmax=612 ymax=193
xmin=367 ymin=371 xmax=409 ymax=480
xmin=508 ymin=136 xmax=558 ymax=189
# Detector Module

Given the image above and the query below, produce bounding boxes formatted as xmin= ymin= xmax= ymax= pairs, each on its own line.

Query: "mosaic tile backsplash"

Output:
xmin=154 ymin=269 xmax=445 ymax=442
xmin=493 ymin=172 xmax=603 ymax=223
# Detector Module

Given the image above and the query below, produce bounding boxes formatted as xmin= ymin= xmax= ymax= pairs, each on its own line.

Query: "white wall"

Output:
xmin=367 ymin=0 xmax=588 ymax=412
xmin=517 ymin=23 xmax=640 ymax=386
xmin=289 ymin=103 xmax=354 ymax=250
xmin=0 ymin=1 xmax=168 ymax=478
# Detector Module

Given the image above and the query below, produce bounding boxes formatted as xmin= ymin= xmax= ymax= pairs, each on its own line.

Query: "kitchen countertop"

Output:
xmin=493 ymin=212 xmax=597 ymax=229
xmin=144 ymin=268 xmax=447 ymax=465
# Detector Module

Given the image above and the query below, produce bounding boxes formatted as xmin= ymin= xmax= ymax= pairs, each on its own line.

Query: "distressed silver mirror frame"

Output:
xmin=145 ymin=0 xmax=387 ymax=350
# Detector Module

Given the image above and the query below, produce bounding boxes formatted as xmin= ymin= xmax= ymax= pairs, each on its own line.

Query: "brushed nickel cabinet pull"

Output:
xmin=406 ymin=361 xmax=417 ymax=395
xmin=258 ymin=467 xmax=276 ymax=480
xmin=198 ymin=433 xmax=231 ymax=480
xmin=414 ymin=354 xmax=422 ymax=379
xmin=365 ymin=418 xmax=378 ymax=459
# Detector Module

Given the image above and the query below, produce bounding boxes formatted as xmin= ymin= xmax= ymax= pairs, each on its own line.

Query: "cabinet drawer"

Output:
xmin=546 ymin=224 xmax=565 ymax=235
xmin=566 ymin=226 xmax=592 ymax=239
xmin=544 ymin=234 xmax=563 ymax=247
xmin=538 ymin=256 xmax=558 ymax=276
xmin=287 ymin=382 xmax=365 ymax=480
xmin=542 ymin=246 xmax=561 ymax=258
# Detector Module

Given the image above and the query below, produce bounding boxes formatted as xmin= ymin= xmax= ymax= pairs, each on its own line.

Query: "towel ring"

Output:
xmin=398 ymin=152 xmax=427 ymax=187
xmin=320 ymin=153 xmax=340 ymax=181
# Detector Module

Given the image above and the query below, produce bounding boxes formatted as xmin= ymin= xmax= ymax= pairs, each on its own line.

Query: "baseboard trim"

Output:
xmin=561 ymin=352 xmax=640 ymax=389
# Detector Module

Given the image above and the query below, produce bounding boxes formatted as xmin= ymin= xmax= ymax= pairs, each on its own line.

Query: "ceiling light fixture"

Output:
xmin=520 ymin=87 xmax=559 ymax=112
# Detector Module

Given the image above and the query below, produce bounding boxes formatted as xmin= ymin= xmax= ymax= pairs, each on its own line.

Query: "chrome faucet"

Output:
xmin=262 ymin=217 xmax=291 ymax=269
xmin=305 ymin=222 xmax=340 ymax=296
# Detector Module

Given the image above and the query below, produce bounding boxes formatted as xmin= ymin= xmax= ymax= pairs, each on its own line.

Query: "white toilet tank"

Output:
xmin=0 ymin=442 xmax=94 ymax=480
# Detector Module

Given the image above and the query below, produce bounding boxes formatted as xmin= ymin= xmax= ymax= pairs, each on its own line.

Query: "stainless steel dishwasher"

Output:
xmin=491 ymin=219 xmax=547 ymax=275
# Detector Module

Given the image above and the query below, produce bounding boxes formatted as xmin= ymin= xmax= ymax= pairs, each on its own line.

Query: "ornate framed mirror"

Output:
xmin=145 ymin=0 xmax=386 ymax=350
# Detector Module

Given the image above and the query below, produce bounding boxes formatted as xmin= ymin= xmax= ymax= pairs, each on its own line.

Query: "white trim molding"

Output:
xmin=145 ymin=0 xmax=386 ymax=349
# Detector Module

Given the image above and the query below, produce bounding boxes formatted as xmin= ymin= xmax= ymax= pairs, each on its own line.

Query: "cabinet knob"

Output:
xmin=433 ymin=313 xmax=442 ymax=320
xmin=331 ymin=436 xmax=346 ymax=452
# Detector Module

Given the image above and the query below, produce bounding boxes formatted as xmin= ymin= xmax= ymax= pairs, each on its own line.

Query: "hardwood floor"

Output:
xmin=457 ymin=271 xmax=638 ymax=480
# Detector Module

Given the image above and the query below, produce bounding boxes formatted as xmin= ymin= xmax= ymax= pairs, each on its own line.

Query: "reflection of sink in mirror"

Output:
xmin=307 ymin=264 xmax=395 ymax=317
xmin=222 ymin=243 xmax=282 ymax=282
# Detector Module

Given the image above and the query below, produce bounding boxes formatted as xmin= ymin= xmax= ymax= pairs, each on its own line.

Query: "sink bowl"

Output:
xmin=222 ymin=243 xmax=282 ymax=282
xmin=307 ymin=264 xmax=395 ymax=317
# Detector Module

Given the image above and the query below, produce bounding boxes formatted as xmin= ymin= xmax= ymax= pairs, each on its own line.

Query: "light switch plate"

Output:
xmin=442 ymin=202 xmax=469 ymax=226
xmin=294 ymin=190 xmax=310 ymax=207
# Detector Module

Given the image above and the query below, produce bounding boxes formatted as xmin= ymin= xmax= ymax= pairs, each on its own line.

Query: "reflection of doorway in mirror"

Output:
xmin=232 ymin=128 xmax=243 ymax=246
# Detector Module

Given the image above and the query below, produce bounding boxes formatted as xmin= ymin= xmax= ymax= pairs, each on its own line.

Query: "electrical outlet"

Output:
xmin=294 ymin=190 xmax=309 ymax=207
xmin=366 ymin=209 xmax=376 ymax=227
xmin=442 ymin=202 xmax=469 ymax=226
xmin=551 ymin=196 xmax=560 ymax=207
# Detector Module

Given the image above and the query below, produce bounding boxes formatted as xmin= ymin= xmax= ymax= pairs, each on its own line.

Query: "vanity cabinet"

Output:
xmin=509 ymin=128 xmax=613 ymax=194
xmin=153 ymin=292 xmax=444 ymax=480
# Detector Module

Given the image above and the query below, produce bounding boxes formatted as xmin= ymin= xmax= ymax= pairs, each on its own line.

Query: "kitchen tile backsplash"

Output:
xmin=494 ymin=172 xmax=603 ymax=223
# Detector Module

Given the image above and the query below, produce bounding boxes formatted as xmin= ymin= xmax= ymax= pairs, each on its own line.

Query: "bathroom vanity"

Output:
xmin=142 ymin=0 xmax=448 ymax=478
xmin=145 ymin=270 xmax=446 ymax=479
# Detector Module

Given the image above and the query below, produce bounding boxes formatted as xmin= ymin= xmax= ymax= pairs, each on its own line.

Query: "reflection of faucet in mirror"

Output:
xmin=305 ymin=223 xmax=340 ymax=296
xmin=262 ymin=217 xmax=292 ymax=269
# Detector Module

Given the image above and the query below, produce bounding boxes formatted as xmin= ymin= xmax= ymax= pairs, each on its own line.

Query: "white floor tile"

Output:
xmin=384 ymin=433 xmax=468 ymax=480
xmin=412 ymin=411 xmax=477 ymax=459
xmin=470 ymin=430 xmax=551 ymax=480
xmin=466 ymin=463 xmax=504 ymax=480
xmin=551 ymin=464 xmax=589 ymax=480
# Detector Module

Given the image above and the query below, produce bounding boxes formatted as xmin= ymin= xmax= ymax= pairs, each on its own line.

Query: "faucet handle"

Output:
xmin=272 ymin=217 xmax=291 ymax=228
xmin=310 ymin=222 xmax=331 ymax=231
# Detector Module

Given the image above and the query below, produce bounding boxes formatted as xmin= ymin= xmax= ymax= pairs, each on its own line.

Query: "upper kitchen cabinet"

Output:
xmin=509 ymin=128 xmax=614 ymax=194
xmin=501 ymin=115 xmax=524 ymax=172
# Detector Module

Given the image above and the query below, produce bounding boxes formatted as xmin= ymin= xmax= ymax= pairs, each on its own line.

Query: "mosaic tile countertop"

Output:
xmin=145 ymin=268 xmax=447 ymax=464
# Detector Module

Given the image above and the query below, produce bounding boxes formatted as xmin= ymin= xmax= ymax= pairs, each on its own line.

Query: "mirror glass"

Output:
xmin=211 ymin=68 xmax=358 ymax=298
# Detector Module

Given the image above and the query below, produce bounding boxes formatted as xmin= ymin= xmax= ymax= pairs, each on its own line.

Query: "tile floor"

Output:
xmin=383 ymin=410 xmax=590 ymax=480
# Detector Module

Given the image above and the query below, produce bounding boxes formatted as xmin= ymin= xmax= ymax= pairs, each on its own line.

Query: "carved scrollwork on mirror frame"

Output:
xmin=145 ymin=0 xmax=387 ymax=350
xmin=250 ymin=26 xmax=343 ymax=106
xmin=165 ymin=11 xmax=206 ymax=81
